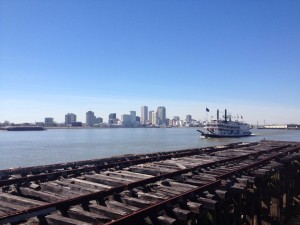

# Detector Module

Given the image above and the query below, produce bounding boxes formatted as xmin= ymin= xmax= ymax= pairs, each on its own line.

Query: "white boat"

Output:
xmin=197 ymin=109 xmax=251 ymax=138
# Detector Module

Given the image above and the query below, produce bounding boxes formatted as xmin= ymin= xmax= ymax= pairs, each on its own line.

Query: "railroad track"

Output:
xmin=0 ymin=141 xmax=256 ymax=185
xmin=0 ymin=140 xmax=299 ymax=225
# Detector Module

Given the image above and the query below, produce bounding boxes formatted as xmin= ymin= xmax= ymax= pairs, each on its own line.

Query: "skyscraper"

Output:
xmin=186 ymin=115 xmax=192 ymax=123
xmin=148 ymin=110 xmax=154 ymax=124
xmin=65 ymin=113 xmax=76 ymax=125
xmin=152 ymin=111 xmax=157 ymax=126
xmin=157 ymin=106 xmax=166 ymax=125
xmin=130 ymin=111 xmax=136 ymax=123
xmin=86 ymin=111 xmax=96 ymax=126
xmin=121 ymin=114 xmax=132 ymax=126
xmin=109 ymin=113 xmax=116 ymax=124
xmin=141 ymin=106 xmax=148 ymax=124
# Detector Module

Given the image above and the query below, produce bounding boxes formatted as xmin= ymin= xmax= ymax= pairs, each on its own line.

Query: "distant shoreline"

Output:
xmin=0 ymin=126 xmax=200 ymax=131
xmin=1 ymin=126 xmax=299 ymax=131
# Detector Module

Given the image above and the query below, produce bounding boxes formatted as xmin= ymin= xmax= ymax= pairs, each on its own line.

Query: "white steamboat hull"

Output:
xmin=197 ymin=122 xmax=252 ymax=138
xmin=199 ymin=132 xmax=251 ymax=138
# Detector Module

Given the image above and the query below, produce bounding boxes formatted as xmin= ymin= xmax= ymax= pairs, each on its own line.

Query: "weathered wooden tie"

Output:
xmin=0 ymin=140 xmax=299 ymax=225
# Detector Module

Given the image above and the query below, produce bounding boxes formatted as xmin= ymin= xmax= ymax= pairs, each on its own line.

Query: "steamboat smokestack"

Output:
xmin=225 ymin=109 xmax=227 ymax=122
xmin=217 ymin=109 xmax=219 ymax=120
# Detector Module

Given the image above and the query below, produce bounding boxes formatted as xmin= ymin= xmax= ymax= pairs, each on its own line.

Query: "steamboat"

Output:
xmin=197 ymin=109 xmax=251 ymax=138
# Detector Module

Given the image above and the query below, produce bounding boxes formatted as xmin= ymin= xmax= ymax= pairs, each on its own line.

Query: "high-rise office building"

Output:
xmin=86 ymin=111 xmax=96 ymax=126
xmin=157 ymin=106 xmax=166 ymax=125
xmin=130 ymin=111 xmax=136 ymax=123
xmin=186 ymin=115 xmax=192 ymax=123
xmin=152 ymin=111 xmax=157 ymax=125
xmin=141 ymin=106 xmax=148 ymax=124
xmin=121 ymin=114 xmax=132 ymax=126
xmin=65 ymin=113 xmax=76 ymax=125
xmin=148 ymin=110 xmax=154 ymax=124
xmin=136 ymin=116 xmax=140 ymax=123
xmin=109 ymin=113 xmax=116 ymax=124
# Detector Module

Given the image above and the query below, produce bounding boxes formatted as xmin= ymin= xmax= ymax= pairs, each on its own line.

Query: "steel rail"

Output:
xmin=217 ymin=145 xmax=300 ymax=180
xmin=0 ymin=144 xmax=232 ymax=176
xmin=105 ymin=180 xmax=222 ymax=225
xmin=0 ymin=143 xmax=292 ymax=224
xmin=104 ymin=145 xmax=300 ymax=225
xmin=1 ymin=142 xmax=260 ymax=176
xmin=0 ymin=142 xmax=258 ymax=187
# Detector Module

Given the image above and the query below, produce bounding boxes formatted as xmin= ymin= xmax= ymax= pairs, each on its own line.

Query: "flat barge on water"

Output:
xmin=6 ymin=126 xmax=46 ymax=131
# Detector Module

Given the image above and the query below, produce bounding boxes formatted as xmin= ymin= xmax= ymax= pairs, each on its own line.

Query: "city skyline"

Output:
xmin=1 ymin=1 xmax=300 ymax=125
xmin=1 ymin=104 xmax=298 ymax=126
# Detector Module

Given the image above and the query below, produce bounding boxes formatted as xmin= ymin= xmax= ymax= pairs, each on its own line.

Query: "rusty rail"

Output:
xmin=104 ymin=145 xmax=300 ymax=225
xmin=0 ymin=141 xmax=298 ymax=224
xmin=0 ymin=142 xmax=257 ymax=187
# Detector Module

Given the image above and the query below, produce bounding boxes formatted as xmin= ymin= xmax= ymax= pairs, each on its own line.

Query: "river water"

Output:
xmin=0 ymin=128 xmax=299 ymax=170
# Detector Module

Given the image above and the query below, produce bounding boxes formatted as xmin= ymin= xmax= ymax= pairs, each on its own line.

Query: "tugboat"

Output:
xmin=197 ymin=109 xmax=251 ymax=138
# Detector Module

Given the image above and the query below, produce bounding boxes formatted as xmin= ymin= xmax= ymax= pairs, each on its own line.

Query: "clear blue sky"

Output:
xmin=1 ymin=1 xmax=299 ymax=124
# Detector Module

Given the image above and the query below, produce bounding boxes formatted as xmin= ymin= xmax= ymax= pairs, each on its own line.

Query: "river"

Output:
xmin=0 ymin=128 xmax=299 ymax=169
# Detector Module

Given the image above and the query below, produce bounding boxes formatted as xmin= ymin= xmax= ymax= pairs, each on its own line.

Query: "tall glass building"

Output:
xmin=141 ymin=106 xmax=148 ymax=124
xmin=130 ymin=111 xmax=136 ymax=123
xmin=108 ymin=113 xmax=116 ymax=124
xmin=186 ymin=115 xmax=192 ymax=123
xmin=148 ymin=110 xmax=154 ymax=124
xmin=65 ymin=113 xmax=76 ymax=125
xmin=157 ymin=106 xmax=166 ymax=125
xmin=86 ymin=111 xmax=96 ymax=126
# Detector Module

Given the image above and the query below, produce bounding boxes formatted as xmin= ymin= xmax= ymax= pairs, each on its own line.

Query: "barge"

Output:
xmin=6 ymin=126 xmax=46 ymax=131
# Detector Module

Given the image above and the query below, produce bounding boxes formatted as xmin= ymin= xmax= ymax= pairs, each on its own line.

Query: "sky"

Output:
xmin=1 ymin=1 xmax=300 ymax=125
